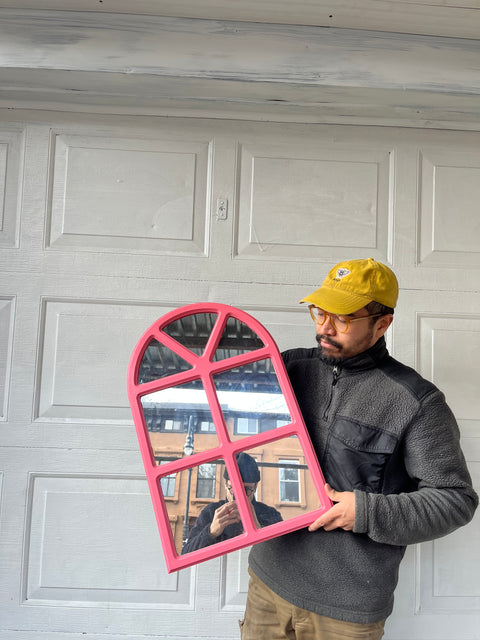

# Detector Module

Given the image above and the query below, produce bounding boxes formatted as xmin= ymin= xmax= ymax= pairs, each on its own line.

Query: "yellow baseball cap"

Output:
xmin=300 ymin=258 xmax=398 ymax=314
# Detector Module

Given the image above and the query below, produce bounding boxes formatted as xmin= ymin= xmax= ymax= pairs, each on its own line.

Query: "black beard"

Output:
xmin=316 ymin=334 xmax=345 ymax=364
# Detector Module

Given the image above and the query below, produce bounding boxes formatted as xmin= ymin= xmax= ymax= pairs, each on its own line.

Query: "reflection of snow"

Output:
xmin=142 ymin=387 xmax=290 ymax=416
xmin=216 ymin=390 xmax=289 ymax=415
xmin=142 ymin=388 xmax=209 ymax=406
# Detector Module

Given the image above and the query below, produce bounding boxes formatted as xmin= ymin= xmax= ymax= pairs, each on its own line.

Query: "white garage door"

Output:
xmin=0 ymin=110 xmax=478 ymax=639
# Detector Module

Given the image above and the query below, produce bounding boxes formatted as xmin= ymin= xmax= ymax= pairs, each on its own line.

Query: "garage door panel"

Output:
xmin=46 ymin=131 xmax=212 ymax=256
xmin=0 ymin=296 xmax=15 ymax=421
xmin=0 ymin=127 xmax=24 ymax=249
xmin=35 ymin=299 xmax=179 ymax=423
xmin=220 ymin=548 xmax=250 ymax=610
xmin=235 ymin=140 xmax=393 ymax=262
xmin=24 ymin=473 xmax=194 ymax=607
xmin=419 ymin=147 xmax=480 ymax=268
xmin=418 ymin=313 xmax=480 ymax=424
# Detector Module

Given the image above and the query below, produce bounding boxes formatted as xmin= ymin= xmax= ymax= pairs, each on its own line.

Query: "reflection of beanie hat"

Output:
xmin=224 ymin=452 xmax=260 ymax=483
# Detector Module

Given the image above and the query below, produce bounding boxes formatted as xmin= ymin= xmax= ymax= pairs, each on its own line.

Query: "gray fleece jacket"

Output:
xmin=248 ymin=337 xmax=478 ymax=623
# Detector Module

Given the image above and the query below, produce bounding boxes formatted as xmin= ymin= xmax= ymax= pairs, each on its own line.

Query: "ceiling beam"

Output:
xmin=1 ymin=9 xmax=479 ymax=126
xmin=0 ymin=0 xmax=479 ymax=39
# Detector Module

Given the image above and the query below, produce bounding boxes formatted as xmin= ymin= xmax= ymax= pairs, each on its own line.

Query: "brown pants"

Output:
xmin=240 ymin=569 xmax=385 ymax=640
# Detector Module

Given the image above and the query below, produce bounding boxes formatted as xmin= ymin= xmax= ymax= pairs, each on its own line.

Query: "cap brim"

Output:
xmin=300 ymin=288 xmax=372 ymax=314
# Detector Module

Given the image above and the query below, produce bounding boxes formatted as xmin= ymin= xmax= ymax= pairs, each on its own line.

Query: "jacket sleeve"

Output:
xmin=354 ymin=390 xmax=478 ymax=546
xmin=255 ymin=502 xmax=283 ymax=526
xmin=181 ymin=504 xmax=218 ymax=554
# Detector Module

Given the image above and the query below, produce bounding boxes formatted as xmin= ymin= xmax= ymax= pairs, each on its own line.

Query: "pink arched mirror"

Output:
xmin=127 ymin=303 xmax=331 ymax=572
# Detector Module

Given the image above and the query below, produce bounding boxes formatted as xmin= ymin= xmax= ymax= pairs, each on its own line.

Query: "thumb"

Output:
xmin=325 ymin=483 xmax=339 ymax=501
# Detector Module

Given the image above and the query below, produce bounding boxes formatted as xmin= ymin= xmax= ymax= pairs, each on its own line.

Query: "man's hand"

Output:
xmin=209 ymin=501 xmax=241 ymax=538
xmin=308 ymin=484 xmax=355 ymax=532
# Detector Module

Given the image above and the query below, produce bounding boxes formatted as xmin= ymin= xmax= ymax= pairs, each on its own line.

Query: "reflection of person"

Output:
xmin=242 ymin=258 xmax=478 ymax=639
xmin=182 ymin=453 xmax=282 ymax=554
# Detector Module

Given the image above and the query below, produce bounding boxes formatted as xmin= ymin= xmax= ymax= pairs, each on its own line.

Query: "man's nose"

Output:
xmin=317 ymin=315 xmax=337 ymax=335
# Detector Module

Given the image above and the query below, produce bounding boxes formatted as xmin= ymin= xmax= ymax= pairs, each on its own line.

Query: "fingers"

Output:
xmin=308 ymin=506 xmax=351 ymax=532
xmin=224 ymin=503 xmax=241 ymax=520
xmin=210 ymin=502 xmax=241 ymax=535
xmin=308 ymin=516 xmax=324 ymax=532
xmin=219 ymin=501 xmax=238 ymax=514
xmin=308 ymin=484 xmax=355 ymax=532
xmin=308 ymin=509 xmax=341 ymax=532
xmin=325 ymin=483 xmax=337 ymax=500
xmin=217 ymin=502 xmax=240 ymax=523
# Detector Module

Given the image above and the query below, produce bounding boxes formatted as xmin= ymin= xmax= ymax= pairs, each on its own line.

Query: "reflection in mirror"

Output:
xmin=213 ymin=359 xmax=292 ymax=439
xmin=174 ymin=453 xmax=284 ymax=556
xmin=162 ymin=313 xmax=218 ymax=356
xmin=242 ymin=438 xmax=318 ymax=523
xmin=161 ymin=458 xmax=230 ymax=556
xmin=213 ymin=316 xmax=264 ymax=361
xmin=137 ymin=338 xmax=193 ymax=384
xmin=141 ymin=381 xmax=220 ymax=459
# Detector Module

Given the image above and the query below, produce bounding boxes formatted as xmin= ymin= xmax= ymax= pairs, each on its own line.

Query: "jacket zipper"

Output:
xmin=323 ymin=365 xmax=340 ymax=421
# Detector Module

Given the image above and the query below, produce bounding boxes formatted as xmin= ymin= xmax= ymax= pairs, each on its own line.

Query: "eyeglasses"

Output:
xmin=308 ymin=305 xmax=383 ymax=334
xmin=226 ymin=484 xmax=256 ymax=497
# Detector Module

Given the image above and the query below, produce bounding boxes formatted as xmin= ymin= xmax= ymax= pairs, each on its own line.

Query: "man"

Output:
xmin=182 ymin=452 xmax=282 ymax=554
xmin=241 ymin=258 xmax=478 ymax=640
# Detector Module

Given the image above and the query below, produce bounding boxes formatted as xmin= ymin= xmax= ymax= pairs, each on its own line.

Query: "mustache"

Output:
xmin=315 ymin=334 xmax=342 ymax=350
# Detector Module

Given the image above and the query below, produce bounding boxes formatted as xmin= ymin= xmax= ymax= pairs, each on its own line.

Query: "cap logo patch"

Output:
xmin=335 ymin=268 xmax=351 ymax=280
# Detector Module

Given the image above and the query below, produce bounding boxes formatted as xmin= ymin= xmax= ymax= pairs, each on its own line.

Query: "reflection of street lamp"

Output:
xmin=183 ymin=419 xmax=195 ymax=457
xmin=182 ymin=416 xmax=196 ymax=544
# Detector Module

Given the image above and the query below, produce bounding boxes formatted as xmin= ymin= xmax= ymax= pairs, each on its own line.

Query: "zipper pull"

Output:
xmin=322 ymin=365 xmax=340 ymax=421
xmin=332 ymin=366 xmax=339 ymax=385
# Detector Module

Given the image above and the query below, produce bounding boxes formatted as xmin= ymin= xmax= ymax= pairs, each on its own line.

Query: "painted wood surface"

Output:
xmin=0 ymin=9 xmax=479 ymax=125
xmin=0 ymin=0 xmax=479 ymax=38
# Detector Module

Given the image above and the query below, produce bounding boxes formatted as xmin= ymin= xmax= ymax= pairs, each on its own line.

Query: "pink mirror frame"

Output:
xmin=127 ymin=303 xmax=332 ymax=572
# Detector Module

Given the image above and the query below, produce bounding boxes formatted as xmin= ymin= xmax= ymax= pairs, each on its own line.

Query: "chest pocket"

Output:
xmin=323 ymin=417 xmax=398 ymax=492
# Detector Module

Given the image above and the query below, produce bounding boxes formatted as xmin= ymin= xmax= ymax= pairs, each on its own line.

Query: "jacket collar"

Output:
xmin=318 ymin=336 xmax=389 ymax=372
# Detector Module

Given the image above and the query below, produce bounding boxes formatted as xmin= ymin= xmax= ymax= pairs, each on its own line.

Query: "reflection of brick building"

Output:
xmin=149 ymin=426 xmax=319 ymax=555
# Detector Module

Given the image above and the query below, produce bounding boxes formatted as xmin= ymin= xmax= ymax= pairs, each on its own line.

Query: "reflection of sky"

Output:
xmin=142 ymin=388 xmax=290 ymax=415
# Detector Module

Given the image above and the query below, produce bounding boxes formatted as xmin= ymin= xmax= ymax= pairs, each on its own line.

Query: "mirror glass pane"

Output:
xmin=137 ymin=338 xmax=193 ymax=384
xmin=163 ymin=313 xmax=218 ymax=355
xmin=241 ymin=438 xmax=319 ymax=523
xmin=213 ymin=358 xmax=292 ymax=439
xmin=141 ymin=381 xmax=220 ymax=456
xmin=213 ymin=316 xmax=264 ymax=361
xmin=162 ymin=458 xmax=244 ymax=556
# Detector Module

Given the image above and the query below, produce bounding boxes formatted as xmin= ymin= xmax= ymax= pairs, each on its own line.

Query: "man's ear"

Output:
xmin=375 ymin=314 xmax=394 ymax=338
